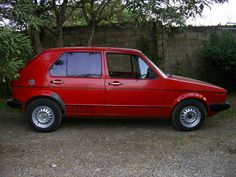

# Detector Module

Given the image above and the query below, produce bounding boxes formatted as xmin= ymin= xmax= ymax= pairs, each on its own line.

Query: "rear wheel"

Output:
xmin=27 ymin=99 xmax=62 ymax=132
xmin=172 ymin=99 xmax=206 ymax=131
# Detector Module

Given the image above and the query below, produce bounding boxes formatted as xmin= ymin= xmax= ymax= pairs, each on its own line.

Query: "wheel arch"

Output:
xmin=172 ymin=93 xmax=209 ymax=113
xmin=25 ymin=93 xmax=66 ymax=115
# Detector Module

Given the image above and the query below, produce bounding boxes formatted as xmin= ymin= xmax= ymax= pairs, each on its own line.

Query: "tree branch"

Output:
xmin=81 ymin=1 xmax=90 ymax=24
xmin=64 ymin=2 xmax=82 ymax=22
xmin=96 ymin=0 xmax=113 ymax=22
xmin=43 ymin=25 xmax=57 ymax=36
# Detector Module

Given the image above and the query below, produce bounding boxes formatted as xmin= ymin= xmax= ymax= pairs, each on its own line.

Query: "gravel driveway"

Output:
xmin=0 ymin=99 xmax=235 ymax=177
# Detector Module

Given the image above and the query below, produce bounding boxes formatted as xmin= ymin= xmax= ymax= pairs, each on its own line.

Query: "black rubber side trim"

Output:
xmin=210 ymin=102 xmax=231 ymax=112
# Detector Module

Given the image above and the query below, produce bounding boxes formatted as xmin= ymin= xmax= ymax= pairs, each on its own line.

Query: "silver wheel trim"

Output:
xmin=32 ymin=106 xmax=55 ymax=129
xmin=179 ymin=106 xmax=201 ymax=128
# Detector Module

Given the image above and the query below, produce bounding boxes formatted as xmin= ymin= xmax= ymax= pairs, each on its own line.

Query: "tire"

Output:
xmin=26 ymin=99 xmax=62 ymax=132
xmin=172 ymin=99 xmax=206 ymax=131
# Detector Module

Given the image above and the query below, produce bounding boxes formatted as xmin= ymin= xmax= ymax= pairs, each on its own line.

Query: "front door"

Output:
xmin=48 ymin=51 xmax=105 ymax=116
xmin=105 ymin=52 xmax=165 ymax=117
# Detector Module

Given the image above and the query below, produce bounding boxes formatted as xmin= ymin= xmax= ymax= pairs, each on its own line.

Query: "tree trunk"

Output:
xmin=56 ymin=24 xmax=63 ymax=47
xmin=151 ymin=22 xmax=158 ymax=65
xmin=87 ymin=24 xmax=95 ymax=46
xmin=32 ymin=29 xmax=43 ymax=53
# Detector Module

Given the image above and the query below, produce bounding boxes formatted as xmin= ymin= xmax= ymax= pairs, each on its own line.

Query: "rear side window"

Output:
xmin=50 ymin=52 xmax=102 ymax=77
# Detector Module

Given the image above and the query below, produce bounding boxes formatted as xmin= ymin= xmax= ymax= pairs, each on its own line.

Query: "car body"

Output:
xmin=7 ymin=47 xmax=230 ymax=132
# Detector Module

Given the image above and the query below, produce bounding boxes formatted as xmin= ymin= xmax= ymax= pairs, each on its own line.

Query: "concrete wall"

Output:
xmin=42 ymin=25 xmax=236 ymax=81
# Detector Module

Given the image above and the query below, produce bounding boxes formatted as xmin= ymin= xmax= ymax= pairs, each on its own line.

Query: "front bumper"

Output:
xmin=210 ymin=102 xmax=231 ymax=112
xmin=6 ymin=99 xmax=23 ymax=109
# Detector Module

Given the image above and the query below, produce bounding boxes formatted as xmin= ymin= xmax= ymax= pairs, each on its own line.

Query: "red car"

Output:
xmin=7 ymin=47 xmax=230 ymax=132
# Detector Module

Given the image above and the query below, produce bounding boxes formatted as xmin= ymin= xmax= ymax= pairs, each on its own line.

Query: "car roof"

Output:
xmin=43 ymin=47 xmax=141 ymax=53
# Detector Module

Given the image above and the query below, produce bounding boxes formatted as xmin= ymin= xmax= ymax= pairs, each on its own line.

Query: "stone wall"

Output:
xmin=42 ymin=25 xmax=236 ymax=81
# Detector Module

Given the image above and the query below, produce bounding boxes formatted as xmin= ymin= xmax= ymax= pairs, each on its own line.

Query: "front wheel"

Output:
xmin=27 ymin=99 xmax=62 ymax=132
xmin=172 ymin=99 xmax=206 ymax=131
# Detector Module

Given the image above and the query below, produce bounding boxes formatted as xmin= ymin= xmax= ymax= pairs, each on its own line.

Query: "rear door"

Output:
xmin=48 ymin=51 xmax=105 ymax=116
xmin=105 ymin=52 xmax=165 ymax=117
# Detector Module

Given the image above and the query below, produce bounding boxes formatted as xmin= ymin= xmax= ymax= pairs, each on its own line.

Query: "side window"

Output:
xmin=138 ymin=58 xmax=157 ymax=79
xmin=50 ymin=52 xmax=102 ymax=77
xmin=107 ymin=53 xmax=156 ymax=79
xmin=107 ymin=53 xmax=138 ymax=78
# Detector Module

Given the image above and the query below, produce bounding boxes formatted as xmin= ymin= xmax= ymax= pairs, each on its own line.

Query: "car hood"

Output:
xmin=166 ymin=75 xmax=226 ymax=93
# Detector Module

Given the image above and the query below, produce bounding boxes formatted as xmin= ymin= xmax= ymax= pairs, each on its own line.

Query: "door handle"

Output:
xmin=50 ymin=80 xmax=64 ymax=84
xmin=108 ymin=81 xmax=122 ymax=86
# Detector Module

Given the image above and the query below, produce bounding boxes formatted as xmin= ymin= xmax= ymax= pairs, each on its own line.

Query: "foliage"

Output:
xmin=1 ymin=0 xmax=82 ymax=50
xmin=1 ymin=0 xmax=44 ymax=30
xmin=201 ymin=31 xmax=236 ymax=90
xmin=0 ymin=100 xmax=4 ymax=110
xmin=0 ymin=27 xmax=32 ymax=84
xmin=126 ymin=0 xmax=228 ymax=27
xmin=1 ymin=0 xmax=229 ymax=49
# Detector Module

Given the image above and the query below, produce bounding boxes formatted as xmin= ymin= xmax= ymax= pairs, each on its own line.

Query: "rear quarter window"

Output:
xmin=49 ymin=52 xmax=102 ymax=77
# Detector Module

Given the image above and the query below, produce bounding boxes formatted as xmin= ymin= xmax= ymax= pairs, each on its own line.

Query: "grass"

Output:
xmin=215 ymin=108 xmax=236 ymax=120
xmin=0 ymin=99 xmax=5 ymax=110
xmin=0 ymin=98 xmax=16 ymax=111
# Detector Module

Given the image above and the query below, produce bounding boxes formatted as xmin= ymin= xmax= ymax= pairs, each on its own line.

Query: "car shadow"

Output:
xmin=61 ymin=117 xmax=173 ymax=129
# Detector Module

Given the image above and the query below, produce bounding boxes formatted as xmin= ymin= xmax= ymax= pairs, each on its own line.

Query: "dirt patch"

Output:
xmin=0 ymin=144 xmax=25 ymax=158
xmin=0 ymin=98 xmax=235 ymax=177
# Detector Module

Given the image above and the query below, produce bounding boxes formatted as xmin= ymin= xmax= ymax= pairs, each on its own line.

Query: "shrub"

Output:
xmin=0 ymin=27 xmax=33 ymax=96
xmin=201 ymin=31 xmax=236 ymax=91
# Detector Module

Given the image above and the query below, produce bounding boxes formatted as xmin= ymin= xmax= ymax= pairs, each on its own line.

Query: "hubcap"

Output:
xmin=32 ymin=106 xmax=55 ymax=128
xmin=179 ymin=106 xmax=201 ymax=128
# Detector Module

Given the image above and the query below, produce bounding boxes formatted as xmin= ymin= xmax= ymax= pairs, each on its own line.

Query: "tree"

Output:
xmin=1 ymin=0 xmax=45 ymax=52
xmin=77 ymin=0 xmax=228 ymax=46
xmin=0 ymin=27 xmax=32 ymax=95
xmin=1 ymin=0 xmax=228 ymax=50
xmin=1 ymin=0 xmax=82 ymax=53
xmin=47 ymin=0 xmax=82 ymax=47
xmin=127 ymin=0 xmax=228 ymax=26
xmin=79 ymin=0 xmax=133 ymax=46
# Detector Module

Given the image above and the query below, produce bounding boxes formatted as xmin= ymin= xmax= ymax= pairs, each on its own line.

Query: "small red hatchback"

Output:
xmin=7 ymin=47 xmax=230 ymax=132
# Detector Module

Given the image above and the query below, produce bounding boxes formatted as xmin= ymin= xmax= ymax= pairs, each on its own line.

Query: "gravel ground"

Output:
xmin=0 ymin=99 xmax=235 ymax=177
